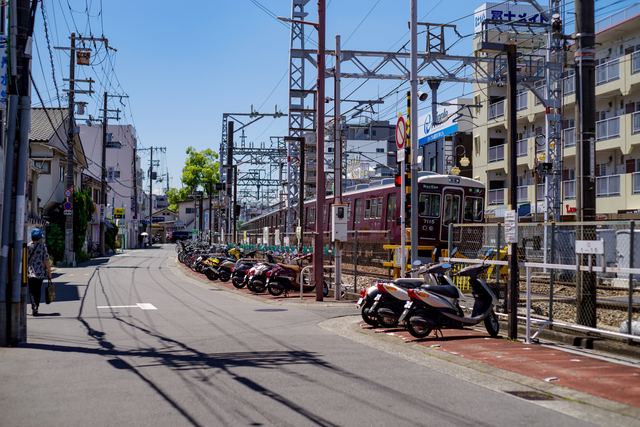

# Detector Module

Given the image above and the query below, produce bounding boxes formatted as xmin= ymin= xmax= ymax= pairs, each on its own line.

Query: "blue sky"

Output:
xmin=30 ymin=0 xmax=637 ymax=201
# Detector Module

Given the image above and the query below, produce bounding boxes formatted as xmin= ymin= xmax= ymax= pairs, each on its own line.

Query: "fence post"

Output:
xmin=549 ymin=223 xmax=555 ymax=323
xmin=629 ymin=220 xmax=635 ymax=345
xmin=496 ymin=223 xmax=502 ymax=303
xmin=448 ymin=224 xmax=453 ymax=258
xmin=354 ymin=230 xmax=358 ymax=293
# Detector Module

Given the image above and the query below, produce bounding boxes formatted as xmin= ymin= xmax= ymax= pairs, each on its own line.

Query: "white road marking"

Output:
xmin=96 ymin=303 xmax=157 ymax=310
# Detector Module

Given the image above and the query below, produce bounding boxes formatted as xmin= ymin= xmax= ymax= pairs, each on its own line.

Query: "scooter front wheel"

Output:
xmin=267 ymin=283 xmax=284 ymax=296
xmin=219 ymin=271 xmax=231 ymax=282
xmin=484 ymin=310 xmax=500 ymax=337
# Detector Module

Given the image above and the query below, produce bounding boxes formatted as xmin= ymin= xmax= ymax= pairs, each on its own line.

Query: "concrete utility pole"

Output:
xmin=507 ymin=44 xmax=519 ymax=340
xmin=0 ymin=0 xmax=37 ymax=346
xmin=64 ymin=32 xmax=76 ymax=265
xmin=227 ymin=121 xmax=234 ymax=243
xmin=334 ymin=34 xmax=342 ymax=299
xmin=100 ymin=92 xmax=107 ymax=255
xmin=410 ymin=0 xmax=419 ymax=274
xmin=140 ymin=146 xmax=165 ymax=240
xmin=575 ymin=0 xmax=597 ymax=327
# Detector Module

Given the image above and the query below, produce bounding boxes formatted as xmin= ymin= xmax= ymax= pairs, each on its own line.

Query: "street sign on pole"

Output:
xmin=63 ymin=201 xmax=72 ymax=210
xmin=64 ymin=188 xmax=72 ymax=198
xmin=395 ymin=115 xmax=406 ymax=150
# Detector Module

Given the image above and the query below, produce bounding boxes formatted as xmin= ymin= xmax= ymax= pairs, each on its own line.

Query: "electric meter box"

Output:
xmin=331 ymin=204 xmax=348 ymax=242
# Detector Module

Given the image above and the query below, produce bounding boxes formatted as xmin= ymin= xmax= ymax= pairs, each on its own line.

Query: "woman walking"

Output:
xmin=27 ymin=228 xmax=52 ymax=317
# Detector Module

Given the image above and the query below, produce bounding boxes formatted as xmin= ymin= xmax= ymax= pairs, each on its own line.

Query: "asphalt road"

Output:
xmin=0 ymin=245 xmax=625 ymax=427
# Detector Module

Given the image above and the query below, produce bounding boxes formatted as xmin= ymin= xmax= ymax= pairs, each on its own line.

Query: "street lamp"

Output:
xmin=278 ymin=2 xmax=326 ymax=301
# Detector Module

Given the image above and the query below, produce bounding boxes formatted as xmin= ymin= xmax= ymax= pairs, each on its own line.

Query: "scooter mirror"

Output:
xmin=442 ymin=263 xmax=451 ymax=269
xmin=413 ymin=260 xmax=422 ymax=266
xmin=293 ymin=250 xmax=298 ymax=254
xmin=485 ymin=248 xmax=494 ymax=257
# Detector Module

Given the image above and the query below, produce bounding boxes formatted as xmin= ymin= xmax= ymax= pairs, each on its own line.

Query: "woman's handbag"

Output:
xmin=45 ymin=279 xmax=56 ymax=304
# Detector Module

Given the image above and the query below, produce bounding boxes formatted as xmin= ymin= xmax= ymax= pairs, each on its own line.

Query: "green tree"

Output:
xmin=45 ymin=223 xmax=64 ymax=264
xmin=167 ymin=187 xmax=190 ymax=212
xmin=72 ymin=188 xmax=95 ymax=253
xmin=181 ymin=146 xmax=220 ymax=196
xmin=105 ymin=220 xmax=118 ymax=250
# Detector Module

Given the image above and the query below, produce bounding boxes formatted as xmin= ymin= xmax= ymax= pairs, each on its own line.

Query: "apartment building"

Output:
xmin=472 ymin=3 xmax=640 ymax=219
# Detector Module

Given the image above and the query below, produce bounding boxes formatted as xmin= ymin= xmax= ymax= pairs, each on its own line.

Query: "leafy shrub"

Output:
xmin=45 ymin=223 xmax=64 ymax=264
xmin=76 ymin=250 xmax=90 ymax=264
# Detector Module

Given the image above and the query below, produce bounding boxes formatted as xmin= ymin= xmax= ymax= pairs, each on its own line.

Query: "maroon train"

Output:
xmin=240 ymin=172 xmax=485 ymax=259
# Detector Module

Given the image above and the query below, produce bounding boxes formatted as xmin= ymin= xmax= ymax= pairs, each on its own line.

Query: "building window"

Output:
xmin=376 ymin=148 xmax=384 ymax=153
xmin=34 ymin=160 xmax=51 ymax=174
xmin=430 ymin=157 xmax=436 ymax=172
xmin=185 ymin=208 xmax=195 ymax=214
xmin=114 ymin=170 xmax=121 ymax=178
xmin=59 ymin=166 xmax=65 ymax=182
xmin=327 ymin=147 xmax=334 ymax=153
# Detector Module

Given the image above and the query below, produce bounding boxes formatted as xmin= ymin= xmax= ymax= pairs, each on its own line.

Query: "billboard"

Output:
xmin=474 ymin=2 xmax=547 ymax=34
xmin=418 ymin=98 xmax=472 ymax=146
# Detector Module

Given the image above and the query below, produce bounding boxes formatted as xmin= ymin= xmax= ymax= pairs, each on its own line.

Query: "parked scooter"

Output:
xmin=245 ymin=252 xmax=278 ymax=293
xmin=374 ymin=262 xmax=454 ymax=328
xmin=266 ymin=254 xmax=328 ymax=297
xmin=403 ymin=263 xmax=499 ymax=339
xmin=231 ymin=250 xmax=259 ymax=288
xmin=356 ymin=261 xmax=447 ymax=327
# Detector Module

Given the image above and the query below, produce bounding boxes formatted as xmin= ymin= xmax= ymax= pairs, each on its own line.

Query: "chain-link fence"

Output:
xmin=449 ymin=221 xmax=640 ymax=336
xmin=238 ymin=230 xmax=396 ymax=294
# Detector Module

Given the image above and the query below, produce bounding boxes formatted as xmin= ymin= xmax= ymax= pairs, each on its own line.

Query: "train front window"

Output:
xmin=364 ymin=199 xmax=371 ymax=219
xmin=419 ymin=193 xmax=440 ymax=217
xmin=443 ymin=194 xmax=460 ymax=225
xmin=376 ymin=198 xmax=383 ymax=218
xmin=464 ymin=197 xmax=483 ymax=221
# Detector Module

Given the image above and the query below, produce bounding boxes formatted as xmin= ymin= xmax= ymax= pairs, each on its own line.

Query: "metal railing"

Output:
xmin=488 ymin=144 xmax=505 ymax=162
xmin=534 ymin=85 xmax=545 ymax=106
xmin=633 ymin=111 xmax=640 ymax=134
xmin=596 ymin=174 xmax=621 ymax=197
xmin=516 ymin=139 xmax=527 ymax=157
xmin=596 ymin=116 xmax=620 ymax=141
xmin=517 ymin=185 xmax=528 ymax=203
xmin=488 ymin=100 xmax=505 ymax=120
xmin=516 ymin=92 xmax=527 ymax=111
xmin=596 ymin=58 xmax=620 ymax=85
xmin=633 ymin=51 xmax=640 ymax=74
xmin=634 ymin=172 xmax=640 ymax=194
xmin=536 ymin=184 xmax=544 ymax=201
xmin=563 ymin=179 xmax=576 ymax=199
xmin=488 ymin=188 xmax=505 ymax=205
xmin=563 ymin=75 xmax=575 ymax=95
xmin=563 ymin=127 xmax=575 ymax=147
xmin=595 ymin=2 xmax=640 ymax=32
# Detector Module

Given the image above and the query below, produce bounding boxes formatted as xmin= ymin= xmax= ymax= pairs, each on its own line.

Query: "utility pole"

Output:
xmin=139 ymin=146 xmax=165 ymax=240
xmin=227 ymin=121 xmax=234 ymax=244
xmin=575 ymin=0 xmax=597 ymax=327
xmin=64 ymin=32 xmax=76 ymax=266
xmin=99 ymin=92 xmax=124 ymax=255
xmin=410 ymin=0 xmax=419 ymax=275
xmin=0 ymin=0 xmax=38 ymax=346
xmin=334 ymin=34 xmax=342 ymax=300
xmin=314 ymin=0 xmax=326 ymax=301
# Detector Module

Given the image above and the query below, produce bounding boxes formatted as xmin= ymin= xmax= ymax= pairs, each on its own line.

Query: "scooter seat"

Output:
xmin=421 ymin=284 xmax=460 ymax=299
xmin=392 ymin=278 xmax=425 ymax=288
xmin=277 ymin=263 xmax=301 ymax=273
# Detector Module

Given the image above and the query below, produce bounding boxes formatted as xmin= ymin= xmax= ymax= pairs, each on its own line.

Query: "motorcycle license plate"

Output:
xmin=398 ymin=301 xmax=412 ymax=323
xmin=356 ymin=297 xmax=364 ymax=309
xmin=404 ymin=301 xmax=412 ymax=308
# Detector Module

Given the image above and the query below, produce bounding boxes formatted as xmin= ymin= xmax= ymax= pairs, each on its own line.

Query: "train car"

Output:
xmin=240 ymin=171 xmax=485 ymax=259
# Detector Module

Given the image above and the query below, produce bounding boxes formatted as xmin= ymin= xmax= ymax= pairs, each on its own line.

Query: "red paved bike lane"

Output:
xmin=363 ymin=323 xmax=640 ymax=409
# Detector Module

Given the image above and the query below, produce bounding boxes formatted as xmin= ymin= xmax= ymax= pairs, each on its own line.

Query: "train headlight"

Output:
xmin=429 ymin=226 xmax=434 ymax=231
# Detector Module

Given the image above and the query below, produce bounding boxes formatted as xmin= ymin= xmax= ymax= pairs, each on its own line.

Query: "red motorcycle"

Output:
xmin=266 ymin=253 xmax=328 ymax=297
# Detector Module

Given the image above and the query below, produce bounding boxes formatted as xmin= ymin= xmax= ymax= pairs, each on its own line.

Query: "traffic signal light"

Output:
xmin=234 ymin=203 xmax=242 ymax=217
xmin=395 ymin=173 xmax=402 ymax=187
xmin=405 ymin=193 xmax=411 ymax=219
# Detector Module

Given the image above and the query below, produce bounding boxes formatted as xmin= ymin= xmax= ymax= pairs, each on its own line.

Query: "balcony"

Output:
xmin=517 ymin=186 xmax=528 ymax=203
xmin=534 ymin=85 xmax=545 ymax=106
xmin=516 ymin=92 xmax=527 ymax=111
xmin=596 ymin=58 xmax=620 ymax=85
xmin=488 ymin=100 xmax=505 ymax=120
xmin=563 ymin=75 xmax=575 ymax=95
xmin=596 ymin=117 xmax=620 ymax=141
xmin=563 ymin=127 xmax=575 ymax=148
xmin=563 ymin=180 xmax=576 ymax=199
xmin=516 ymin=139 xmax=528 ymax=157
xmin=596 ymin=2 xmax=640 ymax=32
xmin=634 ymin=172 xmax=640 ymax=194
xmin=633 ymin=112 xmax=640 ymax=134
xmin=596 ymin=175 xmax=621 ymax=197
xmin=488 ymin=144 xmax=505 ymax=163
xmin=488 ymin=188 xmax=505 ymax=205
